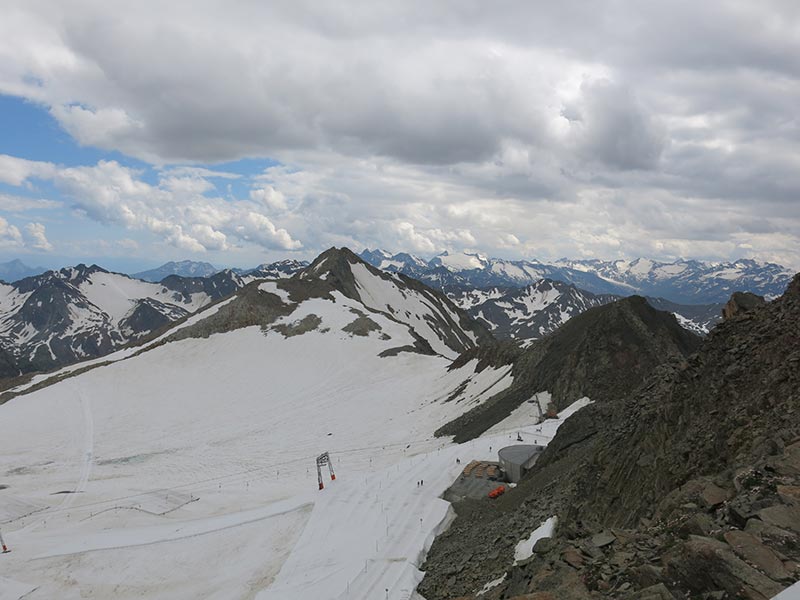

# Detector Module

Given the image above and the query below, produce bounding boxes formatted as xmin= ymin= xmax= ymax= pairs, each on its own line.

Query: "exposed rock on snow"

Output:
xmin=0 ymin=266 xmax=245 ymax=380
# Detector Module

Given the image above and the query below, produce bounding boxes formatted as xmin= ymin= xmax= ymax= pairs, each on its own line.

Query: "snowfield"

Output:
xmin=0 ymin=288 xmax=585 ymax=600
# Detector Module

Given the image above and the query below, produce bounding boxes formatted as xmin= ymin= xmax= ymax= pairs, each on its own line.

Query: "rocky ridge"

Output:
xmin=437 ymin=296 xmax=701 ymax=443
xmin=419 ymin=274 xmax=800 ymax=600
xmin=150 ymin=247 xmax=492 ymax=361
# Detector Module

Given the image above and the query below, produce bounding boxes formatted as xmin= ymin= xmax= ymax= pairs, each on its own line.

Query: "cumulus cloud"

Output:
xmin=10 ymin=158 xmax=301 ymax=253
xmin=250 ymin=186 xmax=288 ymax=211
xmin=24 ymin=222 xmax=54 ymax=251
xmin=0 ymin=217 xmax=23 ymax=248
xmin=0 ymin=154 xmax=56 ymax=186
xmin=50 ymin=104 xmax=143 ymax=149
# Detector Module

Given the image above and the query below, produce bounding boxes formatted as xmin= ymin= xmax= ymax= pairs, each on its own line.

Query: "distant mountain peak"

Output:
xmin=0 ymin=259 xmax=46 ymax=283
xmin=360 ymin=251 xmax=792 ymax=304
xmin=134 ymin=260 xmax=219 ymax=282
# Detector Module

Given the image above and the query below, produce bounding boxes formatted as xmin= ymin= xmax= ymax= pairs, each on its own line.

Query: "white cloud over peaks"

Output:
xmin=12 ymin=159 xmax=301 ymax=253
xmin=24 ymin=222 xmax=54 ymax=251
xmin=250 ymin=186 xmax=288 ymax=211
xmin=1 ymin=2 xmax=799 ymax=267
xmin=393 ymin=222 xmax=437 ymax=254
xmin=0 ymin=217 xmax=23 ymax=248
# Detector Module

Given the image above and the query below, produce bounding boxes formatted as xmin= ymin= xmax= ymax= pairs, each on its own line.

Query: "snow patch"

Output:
xmin=514 ymin=516 xmax=558 ymax=563
xmin=258 ymin=281 xmax=292 ymax=304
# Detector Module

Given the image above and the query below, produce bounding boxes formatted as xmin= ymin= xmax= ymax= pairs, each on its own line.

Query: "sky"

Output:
xmin=0 ymin=1 xmax=799 ymax=272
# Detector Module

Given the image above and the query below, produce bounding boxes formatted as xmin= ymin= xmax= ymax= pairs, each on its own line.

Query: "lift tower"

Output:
xmin=316 ymin=452 xmax=336 ymax=490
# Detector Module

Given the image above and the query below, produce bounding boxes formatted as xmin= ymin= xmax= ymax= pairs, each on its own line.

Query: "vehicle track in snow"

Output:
xmin=57 ymin=382 xmax=94 ymax=512
xmin=34 ymin=497 xmax=313 ymax=559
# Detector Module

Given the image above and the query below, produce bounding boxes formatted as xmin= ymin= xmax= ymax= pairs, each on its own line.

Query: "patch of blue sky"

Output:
xmin=1 ymin=94 xmax=285 ymax=193
xmin=0 ymin=94 xmax=149 ymax=172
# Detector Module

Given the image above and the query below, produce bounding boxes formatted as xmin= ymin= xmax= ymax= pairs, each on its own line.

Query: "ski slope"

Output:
xmin=0 ymin=283 xmax=585 ymax=600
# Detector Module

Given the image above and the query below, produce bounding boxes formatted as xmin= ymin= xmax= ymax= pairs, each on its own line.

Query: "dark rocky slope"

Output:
xmin=437 ymin=296 xmax=701 ymax=442
xmin=419 ymin=274 xmax=800 ymax=600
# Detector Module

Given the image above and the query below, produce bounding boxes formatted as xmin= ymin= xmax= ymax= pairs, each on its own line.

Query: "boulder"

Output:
xmin=722 ymin=291 xmax=765 ymax=320
xmin=723 ymin=529 xmax=790 ymax=581
xmin=591 ymin=530 xmax=616 ymax=548
xmin=758 ymin=505 xmax=800 ymax=534
xmin=744 ymin=519 xmax=798 ymax=553
xmin=631 ymin=583 xmax=676 ymax=600
xmin=533 ymin=537 xmax=555 ymax=554
xmin=665 ymin=536 xmax=783 ymax=598
xmin=678 ymin=513 xmax=715 ymax=537
xmin=562 ymin=547 xmax=584 ymax=569
xmin=776 ymin=485 xmax=800 ymax=506
xmin=699 ymin=482 xmax=729 ymax=508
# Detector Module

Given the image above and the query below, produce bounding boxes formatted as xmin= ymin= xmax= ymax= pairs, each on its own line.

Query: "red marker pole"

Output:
xmin=0 ymin=529 xmax=10 ymax=553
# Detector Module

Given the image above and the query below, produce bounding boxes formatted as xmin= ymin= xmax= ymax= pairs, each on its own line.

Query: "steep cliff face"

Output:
xmin=420 ymin=274 xmax=800 ymax=600
xmin=549 ymin=275 xmax=799 ymax=529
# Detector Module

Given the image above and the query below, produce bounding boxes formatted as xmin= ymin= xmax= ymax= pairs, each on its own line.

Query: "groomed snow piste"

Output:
xmin=0 ymin=288 xmax=585 ymax=600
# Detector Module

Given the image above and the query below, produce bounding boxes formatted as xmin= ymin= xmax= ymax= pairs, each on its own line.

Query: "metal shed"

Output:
xmin=498 ymin=444 xmax=545 ymax=483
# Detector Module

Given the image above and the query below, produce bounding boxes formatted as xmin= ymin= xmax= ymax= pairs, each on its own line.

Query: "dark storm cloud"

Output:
xmin=564 ymin=80 xmax=666 ymax=171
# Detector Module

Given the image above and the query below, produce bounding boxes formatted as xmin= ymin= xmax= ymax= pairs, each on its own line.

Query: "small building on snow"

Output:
xmin=498 ymin=444 xmax=545 ymax=483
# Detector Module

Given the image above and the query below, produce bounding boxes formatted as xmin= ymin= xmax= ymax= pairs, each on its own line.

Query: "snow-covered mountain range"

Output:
xmin=448 ymin=280 xmax=723 ymax=341
xmin=359 ymin=250 xmax=793 ymax=304
xmin=0 ymin=252 xmax=487 ymax=381
xmin=133 ymin=260 xmax=220 ymax=282
xmin=1 ymin=247 xmax=796 ymax=599
xmin=554 ymin=256 xmax=793 ymax=304
xmin=0 ymin=249 xmax=736 ymax=381
xmin=0 ymin=248 xmax=514 ymax=600
xmin=0 ymin=265 xmax=245 ymax=379
xmin=237 ymin=259 xmax=309 ymax=280
xmin=133 ymin=258 xmax=309 ymax=283
xmin=448 ymin=280 xmax=619 ymax=341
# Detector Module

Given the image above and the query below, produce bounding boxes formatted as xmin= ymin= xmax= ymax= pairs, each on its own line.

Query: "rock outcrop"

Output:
xmin=436 ymin=296 xmax=701 ymax=442
xmin=420 ymin=274 xmax=800 ymax=599
xmin=722 ymin=291 xmax=765 ymax=320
